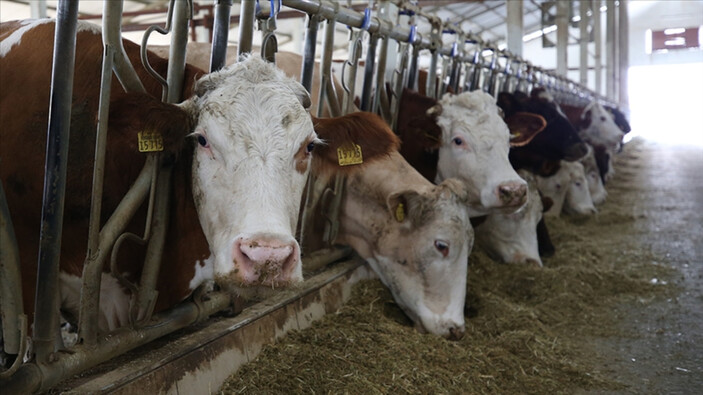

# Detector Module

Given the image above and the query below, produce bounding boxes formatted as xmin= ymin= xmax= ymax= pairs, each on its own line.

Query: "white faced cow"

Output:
xmin=474 ymin=170 xmax=546 ymax=267
xmin=536 ymin=161 xmax=596 ymax=217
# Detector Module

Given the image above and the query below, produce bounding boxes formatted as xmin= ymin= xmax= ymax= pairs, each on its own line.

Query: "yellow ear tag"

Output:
xmin=337 ymin=144 xmax=363 ymax=166
xmin=510 ymin=132 xmax=521 ymax=139
xmin=395 ymin=203 xmax=405 ymax=222
xmin=138 ymin=131 xmax=164 ymax=153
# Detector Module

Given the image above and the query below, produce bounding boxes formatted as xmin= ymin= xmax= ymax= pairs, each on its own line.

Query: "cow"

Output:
xmin=536 ymin=161 xmax=596 ymax=217
xmin=0 ymin=19 xmax=392 ymax=335
xmin=396 ymin=88 xmax=547 ymax=217
xmin=497 ymin=90 xmax=589 ymax=177
xmin=474 ymin=170 xmax=549 ymax=267
xmin=152 ymin=43 xmax=479 ymax=339
xmin=308 ymin=112 xmax=478 ymax=339
xmin=579 ymin=144 xmax=607 ymax=205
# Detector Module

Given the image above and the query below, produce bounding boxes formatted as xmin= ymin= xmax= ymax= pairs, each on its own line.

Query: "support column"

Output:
xmin=506 ymin=0 xmax=524 ymax=57
xmin=579 ymin=0 xmax=589 ymax=85
xmin=606 ymin=0 xmax=617 ymax=99
xmin=30 ymin=0 xmax=47 ymax=18
xmin=593 ymin=0 xmax=602 ymax=94
xmin=556 ymin=0 xmax=569 ymax=76
xmin=618 ymin=0 xmax=629 ymax=108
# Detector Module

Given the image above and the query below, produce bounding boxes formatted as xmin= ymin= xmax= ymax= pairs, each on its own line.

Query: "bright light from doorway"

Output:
xmin=628 ymin=63 xmax=703 ymax=146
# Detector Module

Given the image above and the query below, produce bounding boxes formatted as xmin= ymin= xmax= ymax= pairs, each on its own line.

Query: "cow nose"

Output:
xmin=497 ymin=182 xmax=527 ymax=206
xmin=446 ymin=326 xmax=465 ymax=341
xmin=232 ymin=235 xmax=300 ymax=287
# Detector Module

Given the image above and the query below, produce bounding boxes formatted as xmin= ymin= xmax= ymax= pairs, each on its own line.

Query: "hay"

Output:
xmin=220 ymin=140 xmax=676 ymax=394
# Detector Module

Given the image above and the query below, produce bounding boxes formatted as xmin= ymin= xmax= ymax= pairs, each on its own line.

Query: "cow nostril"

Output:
xmin=447 ymin=326 xmax=465 ymax=341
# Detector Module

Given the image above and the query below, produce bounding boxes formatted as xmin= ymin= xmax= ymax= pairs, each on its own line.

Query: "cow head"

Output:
xmin=343 ymin=173 xmax=476 ymax=340
xmin=579 ymin=101 xmax=624 ymax=152
xmin=604 ymin=105 xmax=631 ymax=135
xmin=562 ymin=161 xmax=597 ymax=216
xmin=475 ymin=169 xmax=544 ymax=267
xmin=109 ymin=56 xmax=316 ymax=299
xmin=499 ymin=91 xmax=588 ymax=168
xmin=579 ymin=144 xmax=607 ymax=205
xmin=318 ymin=113 xmax=477 ymax=339
xmin=429 ymin=91 xmax=535 ymax=215
xmin=182 ymin=56 xmax=318 ymax=298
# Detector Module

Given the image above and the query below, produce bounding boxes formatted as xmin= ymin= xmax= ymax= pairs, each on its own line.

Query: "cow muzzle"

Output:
xmin=232 ymin=234 xmax=301 ymax=287
xmin=563 ymin=142 xmax=589 ymax=161
xmin=497 ymin=181 xmax=528 ymax=208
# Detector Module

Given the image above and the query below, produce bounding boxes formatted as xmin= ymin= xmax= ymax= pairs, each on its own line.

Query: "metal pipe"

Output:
xmin=103 ymin=1 xmax=146 ymax=93
xmin=238 ymin=0 xmax=256 ymax=57
xmin=617 ymin=0 xmax=629 ymax=108
xmin=166 ymin=0 xmax=190 ymax=103
xmin=556 ymin=0 xmax=569 ymax=76
xmin=300 ymin=13 xmax=320 ymax=93
xmin=593 ymin=0 xmax=602 ymax=94
xmin=372 ymin=33 xmax=390 ymax=114
xmin=406 ymin=43 xmax=419 ymax=90
xmin=579 ymin=0 xmax=589 ymax=86
xmin=79 ymin=156 xmax=155 ymax=345
xmin=3 ymin=292 xmax=231 ymax=393
xmin=33 ymin=0 xmax=79 ymax=364
xmin=0 ymin=182 xmax=23 ymax=356
xmin=605 ymin=0 xmax=616 ymax=99
xmin=317 ymin=17 xmax=338 ymax=117
xmin=210 ymin=0 xmax=233 ymax=72
xmin=360 ymin=34 xmax=378 ymax=111
xmin=427 ymin=49 xmax=438 ymax=98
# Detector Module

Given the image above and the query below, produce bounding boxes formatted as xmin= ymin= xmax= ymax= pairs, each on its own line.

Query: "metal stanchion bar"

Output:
xmin=300 ymin=13 xmax=320 ymax=93
xmin=238 ymin=0 xmax=256 ymax=57
xmin=33 ymin=0 xmax=80 ymax=364
xmin=210 ymin=0 xmax=233 ymax=72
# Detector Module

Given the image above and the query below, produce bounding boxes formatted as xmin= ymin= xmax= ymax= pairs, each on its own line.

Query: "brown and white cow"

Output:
xmin=474 ymin=170 xmax=548 ymax=267
xmin=0 ymin=19 xmax=389 ymax=333
xmin=396 ymin=88 xmax=547 ymax=217
xmin=536 ymin=161 xmax=596 ymax=217
xmin=308 ymin=112 xmax=478 ymax=339
xmin=579 ymin=144 xmax=607 ymax=205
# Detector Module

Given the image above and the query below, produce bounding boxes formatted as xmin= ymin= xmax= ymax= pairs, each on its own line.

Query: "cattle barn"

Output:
xmin=1 ymin=0 xmax=701 ymax=393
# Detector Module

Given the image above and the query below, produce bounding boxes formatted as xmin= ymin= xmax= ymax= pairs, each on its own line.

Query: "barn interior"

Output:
xmin=1 ymin=0 xmax=702 ymax=393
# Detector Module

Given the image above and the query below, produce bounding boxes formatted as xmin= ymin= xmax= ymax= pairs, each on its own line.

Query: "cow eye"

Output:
xmin=575 ymin=181 xmax=582 ymax=187
xmin=434 ymin=240 xmax=450 ymax=257
xmin=452 ymin=137 xmax=463 ymax=146
xmin=555 ymin=183 xmax=562 ymax=190
xmin=600 ymin=116 xmax=607 ymax=122
xmin=306 ymin=142 xmax=315 ymax=154
xmin=196 ymin=134 xmax=209 ymax=148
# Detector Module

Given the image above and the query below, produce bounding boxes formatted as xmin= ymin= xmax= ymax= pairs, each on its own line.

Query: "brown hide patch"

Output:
xmin=580 ymin=108 xmax=593 ymax=130
xmin=537 ymin=160 xmax=562 ymax=177
xmin=507 ymin=112 xmax=547 ymax=147
xmin=311 ymin=112 xmax=400 ymax=178
xmin=294 ymin=137 xmax=315 ymax=174
xmin=396 ymin=88 xmax=443 ymax=181
xmin=108 ymin=92 xmax=193 ymax=159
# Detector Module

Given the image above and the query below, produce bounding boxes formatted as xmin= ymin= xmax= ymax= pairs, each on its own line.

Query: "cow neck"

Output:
xmin=154 ymin=141 xmax=210 ymax=311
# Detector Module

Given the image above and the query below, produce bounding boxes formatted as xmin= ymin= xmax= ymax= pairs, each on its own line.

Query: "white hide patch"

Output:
xmin=1 ymin=19 xmax=102 ymax=58
xmin=59 ymin=272 xmax=131 ymax=332
xmin=0 ymin=19 xmax=53 ymax=57
xmin=189 ymin=255 xmax=215 ymax=291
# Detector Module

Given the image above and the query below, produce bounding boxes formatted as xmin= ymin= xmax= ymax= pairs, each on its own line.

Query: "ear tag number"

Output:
xmin=337 ymin=144 xmax=363 ymax=166
xmin=395 ymin=203 xmax=405 ymax=222
xmin=138 ymin=131 xmax=164 ymax=153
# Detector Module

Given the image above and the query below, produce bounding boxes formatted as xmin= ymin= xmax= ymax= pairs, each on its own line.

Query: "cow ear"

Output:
xmin=285 ymin=80 xmax=312 ymax=110
xmin=506 ymin=112 xmax=547 ymax=147
xmin=109 ymin=92 xmax=193 ymax=157
xmin=437 ymin=178 xmax=481 ymax=207
xmin=426 ymin=103 xmax=443 ymax=118
xmin=580 ymin=107 xmax=593 ymax=129
xmin=386 ymin=189 xmax=430 ymax=225
xmin=311 ymin=112 xmax=400 ymax=178
xmin=538 ymin=160 xmax=561 ymax=177
xmin=497 ymin=92 xmax=520 ymax=117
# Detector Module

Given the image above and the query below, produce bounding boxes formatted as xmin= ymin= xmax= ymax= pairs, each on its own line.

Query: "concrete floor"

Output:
xmin=586 ymin=140 xmax=703 ymax=394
